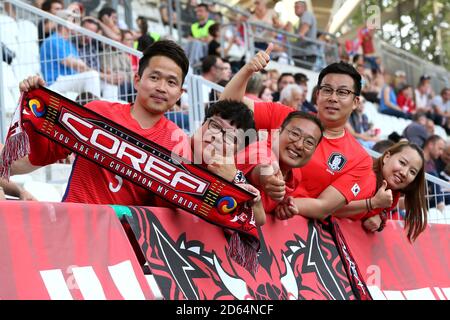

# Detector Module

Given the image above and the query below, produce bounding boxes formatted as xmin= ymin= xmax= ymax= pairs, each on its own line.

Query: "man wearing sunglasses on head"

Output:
xmin=220 ymin=44 xmax=376 ymax=221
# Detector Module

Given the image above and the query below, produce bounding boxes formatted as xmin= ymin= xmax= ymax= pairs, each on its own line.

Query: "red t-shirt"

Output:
xmin=359 ymin=28 xmax=375 ymax=55
xmin=28 ymin=101 xmax=191 ymax=205
xmin=253 ymin=101 xmax=375 ymax=203
xmin=397 ymin=93 xmax=416 ymax=114
xmin=236 ymin=140 xmax=302 ymax=214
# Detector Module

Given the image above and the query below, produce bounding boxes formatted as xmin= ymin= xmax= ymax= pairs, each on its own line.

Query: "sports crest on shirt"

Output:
xmin=327 ymin=152 xmax=347 ymax=173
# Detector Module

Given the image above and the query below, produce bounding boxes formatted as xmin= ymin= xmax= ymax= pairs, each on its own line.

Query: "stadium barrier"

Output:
xmin=0 ymin=201 xmax=448 ymax=300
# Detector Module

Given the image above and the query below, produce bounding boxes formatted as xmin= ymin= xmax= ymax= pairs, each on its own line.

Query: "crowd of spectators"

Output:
xmin=2 ymin=0 xmax=449 ymax=214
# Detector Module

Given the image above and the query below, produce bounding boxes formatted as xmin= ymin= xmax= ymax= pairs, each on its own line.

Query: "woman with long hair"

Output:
xmin=335 ymin=141 xmax=428 ymax=242
xmin=277 ymin=141 xmax=428 ymax=242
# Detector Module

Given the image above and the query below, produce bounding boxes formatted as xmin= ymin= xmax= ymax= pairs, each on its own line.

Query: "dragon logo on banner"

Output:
xmin=124 ymin=207 xmax=356 ymax=300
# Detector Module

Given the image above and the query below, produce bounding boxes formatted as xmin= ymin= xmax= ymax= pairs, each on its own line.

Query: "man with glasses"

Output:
xmin=220 ymin=44 xmax=376 ymax=221
xmin=190 ymin=99 xmax=266 ymax=226
xmin=237 ymin=111 xmax=324 ymax=214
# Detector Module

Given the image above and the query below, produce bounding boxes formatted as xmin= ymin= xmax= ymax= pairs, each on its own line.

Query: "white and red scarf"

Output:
xmin=0 ymin=87 xmax=260 ymax=273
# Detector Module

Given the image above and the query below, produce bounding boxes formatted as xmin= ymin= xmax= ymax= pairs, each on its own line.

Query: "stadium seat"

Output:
xmin=1 ymin=62 xmax=19 ymax=113
xmin=13 ymin=19 xmax=40 ymax=81
xmin=0 ymin=14 xmax=19 ymax=54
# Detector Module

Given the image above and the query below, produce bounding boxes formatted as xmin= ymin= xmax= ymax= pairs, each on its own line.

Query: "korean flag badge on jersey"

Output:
xmin=351 ymin=183 xmax=361 ymax=197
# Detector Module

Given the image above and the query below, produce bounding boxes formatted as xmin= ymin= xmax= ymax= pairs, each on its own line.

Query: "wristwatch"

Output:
xmin=233 ymin=170 xmax=247 ymax=185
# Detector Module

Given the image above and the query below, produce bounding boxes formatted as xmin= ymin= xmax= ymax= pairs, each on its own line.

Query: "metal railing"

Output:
xmin=245 ymin=20 xmax=339 ymax=71
xmin=163 ymin=0 xmax=338 ymax=71
xmin=375 ymin=37 xmax=450 ymax=92
xmin=0 ymin=0 xmax=141 ymax=142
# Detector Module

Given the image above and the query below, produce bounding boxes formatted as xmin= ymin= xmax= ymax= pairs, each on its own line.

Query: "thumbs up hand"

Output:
xmin=259 ymin=161 xmax=286 ymax=202
xmin=245 ymin=43 xmax=273 ymax=73
xmin=372 ymin=180 xmax=393 ymax=209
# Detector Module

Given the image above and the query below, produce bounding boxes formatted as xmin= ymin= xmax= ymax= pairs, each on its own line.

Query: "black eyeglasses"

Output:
xmin=284 ymin=128 xmax=317 ymax=151
xmin=207 ymin=119 xmax=239 ymax=145
xmin=318 ymin=85 xmax=357 ymax=99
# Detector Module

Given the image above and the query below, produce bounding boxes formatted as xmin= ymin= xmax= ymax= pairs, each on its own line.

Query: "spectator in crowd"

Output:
xmin=37 ymin=0 xmax=63 ymax=47
xmin=397 ymin=84 xmax=416 ymax=116
xmin=372 ymin=139 xmax=395 ymax=154
xmin=200 ymin=55 xmax=224 ymax=103
xmin=388 ymin=131 xmax=403 ymax=143
xmin=310 ymin=85 xmax=319 ymax=108
xmin=337 ymin=38 xmax=350 ymax=63
xmin=358 ymin=25 xmax=378 ymax=71
xmin=258 ymin=86 xmax=273 ymax=102
xmin=352 ymin=54 xmax=364 ymax=68
xmin=77 ymin=17 xmax=121 ymax=100
xmin=291 ymin=0 xmax=317 ymax=69
xmin=423 ymin=135 xmax=447 ymax=212
xmin=207 ymin=3 xmax=222 ymax=22
xmin=266 ymin=69 xmax=280 ymax=92
xmin=220 ymin=59 xmax=233 ymax=82
xmin=16 ymin=40 xmax=192 ymax=205
xmin=134 ymin=16 xmax=159 ymax=52
xmin=279 ymin=84 xmax=304 ymax=110
xmin=402 ymin=111 xmax=429 ymax=148
xmin=415 ymin=75 xmax=434 ymax=116
xmin=379 ymin=73 xmax=409 ymax=119
xmin=159 ymin=0 xmax=177 ymax=28
xmin=295 ymin=73 xmax=316 ymax=113
xmin=272 ymin=72 xmax=295 ymax=102
xmin=426 ymin=118 xmax=435 ymax=135
xmin=201 ymin=55 xmax=224 ymax=83
xmin=369 ymin=67 xmax=385 ymax=99
xmin=393 ymin=70 xmax=407 ymax=93
xmin=67 ymin=1 xmax=85 ymax=18
xmin=346 ymin=99 xmax=379 ymax=149
xmin=335 ymin=141 xmax=427 ymax=241
xmin=237 ymin=111 xmax=324 ymax=215
xmin=33 ymin=0 xmax=46 ymax=8
xmin=220 ymin=45 xmax=377 ymax=222
xmin=245 ymin=73 xmax=264 ymax=102
xmin=208 ymin=23 xmax=235 ymax=58
xmin=431 ymin=87 xmax=450 ymax=132
xmin=249 ymin=0 xmax=277 ymax=51
xmin=270 ymin=12 xmax=291 ymax=64
xmin=359 ymin=68 xmax=381 ymax=104
xmin=97 ymin=6 xmax=122 ymax=42
xmin=191 ymin=3 xmax=215 ymax=42
xmin=100 ymin=30 xmax=136 ymax=102
xmin=180 ymin=0 xmax=199 ymax=37
xmin=77 ymin=17 xmax=102 ymax=70
xmin=435 ymin=143 xmax=450 ymax=182
xmin=189 ymin=100 xmax=265 ymax=225
xmin=40 ymin=9 xmax=101 ymax=97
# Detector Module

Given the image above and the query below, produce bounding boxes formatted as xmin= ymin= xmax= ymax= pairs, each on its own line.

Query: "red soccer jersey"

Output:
xmin=28 ymin=100 xmax=192 ymax=205
xmin=253 ymin=101 xmax=375 ymax=203
xmin=253 ymin=102 xmax=295 ymax=132
xmin=236 ymin=140 xmax=302 ymax=214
